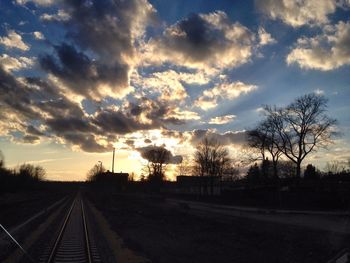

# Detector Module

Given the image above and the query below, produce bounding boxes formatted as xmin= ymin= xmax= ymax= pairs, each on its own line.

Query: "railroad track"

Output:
xmin=40 ymin=195 xmax=101 ymax=263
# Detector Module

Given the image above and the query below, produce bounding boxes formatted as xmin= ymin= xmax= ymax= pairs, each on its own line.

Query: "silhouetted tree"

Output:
xmin=0 ymin=150 xmax=4 ymax=169
xmin=87 ymin=163 xmax=106 ymax=182
xmin=278 ymin=160 xmax=296 ymax=178
xmin=247 ymin=128 xmax=268 ymax=161
xmin=194 ymin=138 xmax=230 ymax=195
xmin=194 ymin=137 xmax=230 ymax=177
xmin=129 ymin=172 xmax=135 ymax=182
xmin=304 ymin=164 xmax=319 ymax=180
xmin=176 ymin=156 xmax=192 ymax=176
xmin=222 ymin=167 xmax=240 ymax=181
xmin=264 ymin=93 xmax=337 ymax=177
xmin=325 ymin=160 xmax=346 ymax=174
xmin=247 ymin=118 xmax=283 ymax=179
xmin=260 ymin=157 xmax=272 ymax=180
xmin=140 ymin=173 xmax=146 ymax=181
xmin=142 ymin=146 xmax=171 ymax=183
xmin=246 ymin=163 xmax=261 ymax=183
xmin=18 ymin=163 xmax=46 ymax=181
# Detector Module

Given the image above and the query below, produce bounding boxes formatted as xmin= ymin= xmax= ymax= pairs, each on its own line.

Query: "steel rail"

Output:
xmin=46 ymin=198 xmax=75 ymax=263
xmin=81 ymin=199 xmax=92 ymax=263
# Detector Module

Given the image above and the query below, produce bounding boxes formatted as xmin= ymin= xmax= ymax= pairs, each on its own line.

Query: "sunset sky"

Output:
xmin=1 ymin=0 xmax=350 ymax=181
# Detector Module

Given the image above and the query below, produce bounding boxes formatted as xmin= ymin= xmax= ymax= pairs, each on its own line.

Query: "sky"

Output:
xmin=0 ymin=0 xmax=350 ymax=181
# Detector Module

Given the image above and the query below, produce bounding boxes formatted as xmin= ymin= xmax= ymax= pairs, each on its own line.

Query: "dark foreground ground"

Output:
xmin=87 ymin=190 xmax=350 ymax=263
xmin=0 ymin=183 xmax=79 ymax=261
xmin=0 ymin=183 xmax=77 ymax=229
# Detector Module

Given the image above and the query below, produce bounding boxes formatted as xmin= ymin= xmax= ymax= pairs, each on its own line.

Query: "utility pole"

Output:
xmin=98 ymin=161 xmax=102 ymax=173
xmin=112 ymin=147 xmax=115 ymax=173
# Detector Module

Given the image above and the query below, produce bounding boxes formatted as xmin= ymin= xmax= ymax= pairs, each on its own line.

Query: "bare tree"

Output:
xmin=18 ymin=163 xmax=46 ymax=181
xmin=325 ymin=160 xmax=346 ymax=174
xmin=247 ymin=118 xmax=283 ymax=178
xmin=87 ymin=163 xmax=106 ymax=182
xmin=247 ymin=127 xmax=268 ymax=161
xmin=194 ymin=138 xmax=231 ymax=195
xmin=194 ymin=137 xmax=231 ymax=177
xmin=278 ymin=160 xmax=296 ymax=178
xmin=265 ymin=93 xmax=337 ymax=177
xmin=176 ymin=156 xmax=192 ymax=176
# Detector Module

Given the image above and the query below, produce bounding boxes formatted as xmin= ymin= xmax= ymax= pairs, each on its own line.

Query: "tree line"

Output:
xmin=0 ymin=150 xmax=46 ymax=193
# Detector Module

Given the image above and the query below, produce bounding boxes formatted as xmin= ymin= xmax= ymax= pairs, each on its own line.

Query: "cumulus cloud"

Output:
xmin=92 ymin=108 xmax=155 ymax=135
xmin=0 ymin=54 xmax=34 ymax=72
xmin=40 ymin=9 xmax=70 ymax=21
xmin=64 ymin=0 xmax=156 ymax=63
xmin=33 ymin=31 xmax=45 ymax=40
xmin=258 ymin=27 xmax=276 ymax=46
xmin=208 ymin=115 xmax=236 ymax=125
xmin=0 ymin=30 xmax=29 ymax=51
xmin=0 ymin=67 xmax=39 ymax=121
xmin=40 ymin=43 xmax=130 ymax=100
xmin=61 ymin=133 xmax=113 ymax=153
xmin=16 ymin=0 xmax=54 ymax=6
xmin=256 ymin=0 xmax=339 ymax=27
xmin=127 ymin=97 xmax=199 ymax=126
xmin=133 ymin=69 xmax=210 ymax=102
xmin=0 ymin=1 xmax=266 ymax=156
xmin=1 ymin=71 xmax=197 ymax=150
xmin=287 ymin=20 xmax=350 ymax=70
xmin=0 ymin=67 xmax=112 ymax=151
xmin=38 ymin=0 xmax=157 ymax=100
xmin=40 ymin=95 xmax=195 ymax=151
xmin=189 ymin=129 xmax=247 ymax=147
xmin=195 ymin=81 xmax=258 ymax=110
xmin=142 ymin=11 xmax=255 ymax=72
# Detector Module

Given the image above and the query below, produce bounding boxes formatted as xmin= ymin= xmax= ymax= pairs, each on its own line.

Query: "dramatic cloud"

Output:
xmin=22 ymin=135 xmax=40 ymax=144
xmin=38 ymin=0 xmax=157 ymax=100
xmin=92 ymin=109 xmax=155 ymax=135
xmin=64 ymin=0 xmax=156 ymax=61
xmin=143 ymin=11 xmax=254 ymax=72
xmin=127 ymin=97 xmax=198 ymax=126
xmin=135 ymin=69 xmax=210 ymax=102
xmin=0 ymin=54 xmax=34 ymax=72
xmin=208 ymin=115 xmax=236 ymax=125
xmin=0 ymin=30 xmax=29 ymax=51
xmin=0 ymin=67 xmax=39 ymax=121
xmin=189 ymin=129 xmax=247 ymax=147
xmin=195 ymin=81 xmax=258 ymax=110
xmin=0 ymin=67 xmax=113 ymax=151
xmin=40 ymin=43 xmax=130 ymax=100
xmin=256 ymin=0 xmax=339 ymax=27
xmin=26 ymin=125 xmax=44 ymax=136
xmin=60 ymin=133 xmax=113 ymax=153
xmin=287 ymin=20 xmax=350 ymax=70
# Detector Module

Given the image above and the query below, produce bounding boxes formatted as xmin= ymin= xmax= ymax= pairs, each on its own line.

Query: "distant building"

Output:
xmin=97 ymin=171 xmax=129 ymax=189
xmin=176 ymin=175 xmax=221 ymax=196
